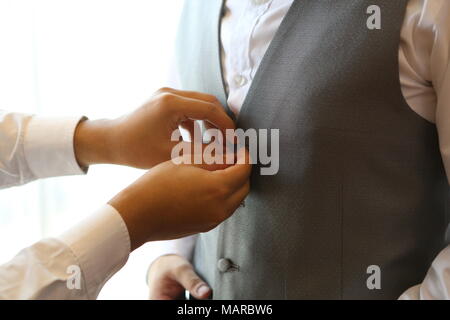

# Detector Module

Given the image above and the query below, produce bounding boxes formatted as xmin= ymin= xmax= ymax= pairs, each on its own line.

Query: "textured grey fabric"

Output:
xmin=176 ymin=0 xmax=449 ymax=299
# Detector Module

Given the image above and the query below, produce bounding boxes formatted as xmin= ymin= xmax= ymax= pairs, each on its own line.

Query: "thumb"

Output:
xmin=216 ymin=147 xmax=252 ymax=189
xmin=175 ymin=264 xmax=212 ymax=299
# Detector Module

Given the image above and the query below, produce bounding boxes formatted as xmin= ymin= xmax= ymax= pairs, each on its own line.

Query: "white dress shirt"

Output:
xmin=159 ymin=0 xmax=450 ymax=299
xmin=0 ymin=112 xmax=130 ymax=299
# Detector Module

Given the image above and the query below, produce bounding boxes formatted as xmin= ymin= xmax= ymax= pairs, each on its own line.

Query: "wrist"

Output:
xmin=108 ymin=190 xmax=153 ymax=252
xmin=74 ymin=119 xmax=116 ymax=167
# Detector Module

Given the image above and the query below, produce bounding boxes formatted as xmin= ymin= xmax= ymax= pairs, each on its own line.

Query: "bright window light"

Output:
xmin=0 ymin=0 xmax=183 ymax=299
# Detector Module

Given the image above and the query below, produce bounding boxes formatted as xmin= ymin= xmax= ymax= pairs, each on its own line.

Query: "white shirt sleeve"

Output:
xmin=399 ymin=246 xmax=450 ymax=300
xmin=0 ymin=111 xmax=86 ymax=189
xmin=399 ymin=0 xmax=450 ymax=299
xmin=0 ymin=205 xmax=130 ymax=299
xmin=0 ymin=111 xmax=130 ymax=299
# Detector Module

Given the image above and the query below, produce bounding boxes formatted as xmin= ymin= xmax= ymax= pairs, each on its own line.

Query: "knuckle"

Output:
xmin=207 ymin=102 xmax=217 ymax=114
xmin=206 ymin=94 xmax=219 ymax=102
xmin=172 ymin=263 xmax=192 ymax=279
xmin=151 ymin=255 xmax=175 ymax=271
xmin=201 ymin=102 xmax=216 ymax=119
xmin=155 ymin=87 xmax=172 ymax=95
xmin=155 ymin=93 xmax=178 ymax=113
xmin=159 ymin=92 xmax=175 ymax=103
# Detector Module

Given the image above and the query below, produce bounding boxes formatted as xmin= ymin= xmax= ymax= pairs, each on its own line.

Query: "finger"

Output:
xmin=175 ymin=264 xmax=212 ymax=300
xmin=157 ymin=87 xmax=220 ymax=103
xmin=192 ymin=161 xmax=230 ymax=171
xmin=171 ymin=144 xmax=231 ymax=171
xmin=204 ymin=121 xmax=218 ymax=131
xmin=226 ymin=180 xmax=250 ymax=214
xmin=181 ymin=120 xmax=227 ymax=148
xmin=179 ymin=120 xmax=199 ymax=142
xmin=171 ymin=95 xmax=235 ymax=132
xmin=204 ymin=121 xmax=231 ymax=148
xmin=215 ymin=148 xmax=252 ymax=190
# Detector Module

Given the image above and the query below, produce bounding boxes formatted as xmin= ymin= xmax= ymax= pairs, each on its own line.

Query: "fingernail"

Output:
xmin=196 ymin=284 xmax=210 ymax=297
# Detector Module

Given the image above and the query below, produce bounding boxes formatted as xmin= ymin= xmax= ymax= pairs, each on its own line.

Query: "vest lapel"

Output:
xmin=206 ymin=0 xmax=228 ymax=108
xmin=176 ymin=0 xmax=231 ymax=117
xmin=236 ymin=0 xmax=301 ymax=127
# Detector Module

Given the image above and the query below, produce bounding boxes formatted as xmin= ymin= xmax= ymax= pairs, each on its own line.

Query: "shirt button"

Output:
xmin=234 ymin=74 xmax=248 ymax=87
xmin=217 ymin=258 xmax=232 ymax=272
xmin=252 ymin=0 xmax=270 ymax=5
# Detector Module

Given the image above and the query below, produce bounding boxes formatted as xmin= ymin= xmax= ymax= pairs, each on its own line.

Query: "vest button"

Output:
xmin=217 ymin=258 xmax=232 ymax=272
xmin=234 ymin=74 xmax=248 ymax=87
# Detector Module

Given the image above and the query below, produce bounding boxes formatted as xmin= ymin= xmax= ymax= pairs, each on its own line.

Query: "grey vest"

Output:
xmin=176 ymin=0 xmax=449 ymax=299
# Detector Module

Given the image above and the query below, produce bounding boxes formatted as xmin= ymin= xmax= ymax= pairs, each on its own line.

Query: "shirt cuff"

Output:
xmin=23 ymin=116 xmax=87 ymax=179
xmin=58 ymin=204 xmax=131 ymax=299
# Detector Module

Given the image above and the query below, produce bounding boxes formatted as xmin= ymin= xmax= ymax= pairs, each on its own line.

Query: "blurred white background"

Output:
xmin=0 ymin=0 xmax=183 ymax=299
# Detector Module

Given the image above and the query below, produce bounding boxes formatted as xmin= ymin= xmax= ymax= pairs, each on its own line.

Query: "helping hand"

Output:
xmin=148 ymin=255 xmax=211 ymax=300
xmin=108 ymin=148 xmax=251 ymax=251
xmin=74 ymin=87 xmax=234 ymax=169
